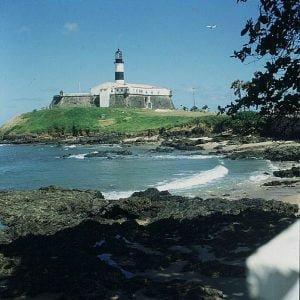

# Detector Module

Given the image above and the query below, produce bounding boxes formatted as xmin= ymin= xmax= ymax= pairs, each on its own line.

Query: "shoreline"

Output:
xmin=0 ymin=134 xmax=299 ymax=298
xmin=1 ymin=136 xmax=299 ymax=208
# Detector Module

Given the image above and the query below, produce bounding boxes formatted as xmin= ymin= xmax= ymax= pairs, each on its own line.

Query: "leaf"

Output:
xmin=259 ymin=15 xmax=268 ymax=24
xmin=241 ymin=26 xmax=249 ymax=36
xmin=243 ymin=46 xmax=251 ymax=55
xmin=273 ymin=6 xmax=281 ymax=17
xmin=254 ymin=22 xmax=261 ymax=32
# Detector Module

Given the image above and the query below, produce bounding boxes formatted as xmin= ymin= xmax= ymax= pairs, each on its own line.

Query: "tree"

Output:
xmin=201 ymin=105 xmax=209 ymax=112
xmin=221 ymin=0 xmax=300 ymax=117
xmin=190 ymin=105 xmax=199 ymax=112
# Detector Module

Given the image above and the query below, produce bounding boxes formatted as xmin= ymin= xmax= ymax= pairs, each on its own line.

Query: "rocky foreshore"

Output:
xmin=0 ymin=187 xmax=298 ymax=299
xmin=1 ymin=130 xmax=300 ymax=299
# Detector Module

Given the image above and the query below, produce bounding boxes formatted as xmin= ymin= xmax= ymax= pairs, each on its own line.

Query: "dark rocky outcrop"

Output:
xmin=273 ymin=166 xmax=300 ymax=178
xmin=226 ymin=144 xmax=300 ymax=161
xmin=263 ymin=180 xmax=300 ymax=186
xmin=149 ymin=146 xmax=174 ymax=153
xmin=264 ymin=145 xmax=300 ymax=161
xmin=161 ymin=138 xmax=204 ymax=151
xmin=85 ymin=149 xmax=133 ymax=158
xmin=0 ymin=133 xmax=124 ymax=145
xmin=226 ymin=150 xmax=264 ymax=160
xmin=0 ymin=187 xmax=298 ymax=299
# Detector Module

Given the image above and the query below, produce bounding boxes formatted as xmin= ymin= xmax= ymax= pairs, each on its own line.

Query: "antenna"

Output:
xmin=117 ymin=33 xmax=122 ymax=50
xmin=191 ymin=87 xmax=199 ymax=107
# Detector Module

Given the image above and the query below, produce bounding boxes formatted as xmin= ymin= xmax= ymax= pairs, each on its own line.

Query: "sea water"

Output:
xmin=0 ymin=144 xmax=275 ymax=199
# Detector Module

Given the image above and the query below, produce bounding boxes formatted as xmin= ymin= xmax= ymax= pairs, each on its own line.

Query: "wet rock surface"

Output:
xmin=264 ymin=145 xmax=300 ymax=161
xmin=85 ymin=149 xmax=133 ymax=158
xmin=273 ymin=166 xmax=300 ymax=178
xmin=0 ymin=187 xmax=298 ymax=299
xmin=263 ymin=180 xmax=300 ymax=186
xmin=225 ymin=144 xmax=300 ymax=161
xmin=161 ymin=138 xmax=204 ymax=151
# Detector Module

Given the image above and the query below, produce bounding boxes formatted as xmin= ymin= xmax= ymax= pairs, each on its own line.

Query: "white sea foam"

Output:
xmin=156 ymin=165 xmax=229 ymax=191
xmin=103 ymin=190 xmax=135 ymax=200
xmin=266 ymin=160 xmax=279 ymax=171
xmin=64 ymin=144 xmax=77 ymax=149
xmin=249 ymin=174 xmax=270 ymax=182
xmin=68 ymin=151 xmax=98 ymax=160
xmin=68 ymin=153 xmax=87 ymax=159
xmin=150 ymin=154 xmax=219 ymax=160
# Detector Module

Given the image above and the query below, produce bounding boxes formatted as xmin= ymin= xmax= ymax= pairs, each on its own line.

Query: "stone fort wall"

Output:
xmin=50 ymin=95 xmax=99 ymax=108
xmin=109 ymin=95 xmax=174 ymax=109
xmin=51 ymin=94 xmax=174 ymax=110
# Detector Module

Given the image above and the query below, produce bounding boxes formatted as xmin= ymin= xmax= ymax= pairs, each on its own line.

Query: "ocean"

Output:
xmin=0 ymin=143 xmax=276 ymax=199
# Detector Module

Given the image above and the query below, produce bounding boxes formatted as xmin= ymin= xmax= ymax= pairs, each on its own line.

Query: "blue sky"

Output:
xmin=0 ymin=0 xmax=263 ymax=125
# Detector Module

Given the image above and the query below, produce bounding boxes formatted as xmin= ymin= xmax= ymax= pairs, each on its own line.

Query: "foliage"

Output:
xmin=189 ymin=112 xmax=264 ymax=135
xmin=221 ymin=0 xmax=300 ymax=117
xmin=201 ymin=105 xmax=209 ymax=111
xmin=190 ymin=106 xmax=199 ymax=112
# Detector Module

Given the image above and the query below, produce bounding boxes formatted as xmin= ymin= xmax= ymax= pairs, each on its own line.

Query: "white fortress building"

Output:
xmin=51 ymin=49 xmax=174 ymax=110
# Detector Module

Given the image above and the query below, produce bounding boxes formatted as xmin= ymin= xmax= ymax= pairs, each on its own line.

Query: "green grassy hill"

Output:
xmin=0 ymin=108 xmax=217 ymax=137
xmin=0 ymin=108 xmax=264 ymax=139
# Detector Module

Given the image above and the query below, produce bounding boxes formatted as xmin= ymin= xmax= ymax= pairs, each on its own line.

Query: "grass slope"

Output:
xmin=0 ymin=108 xmax=216 ymax=136
xmin=1 ymin=108 xmax=264 ymax=138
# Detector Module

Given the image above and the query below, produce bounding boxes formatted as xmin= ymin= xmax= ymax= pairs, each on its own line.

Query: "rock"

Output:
xmin=273 ymin=167 xmax=300 ymax=178
xmin=131 ymin=188 xmax=171 ymax=199
xmin=150 ymin=146 xmax=174 ymax=153
xmin=0 ymin=187 xmax=298 ymax=299
xmin=226 ymin=150 xmax=264 ymax=160
xmin=226 ymin=144 xmax=300 ymax=161
xmin=264 ymin=145 xmax=300 ymax=161
xmin=263 ymin=180 xmax=300 ymax=186
xmin=85 ymin=149 xmax=133 ymax=158
xmin=161 ymin=138 xmax=204 ymax=151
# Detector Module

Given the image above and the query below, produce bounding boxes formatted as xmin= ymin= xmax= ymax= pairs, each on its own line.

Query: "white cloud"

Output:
xmin=63 ymin=22 xmax=79 ymax=34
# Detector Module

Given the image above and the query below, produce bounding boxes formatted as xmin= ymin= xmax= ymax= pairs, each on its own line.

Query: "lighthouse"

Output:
xmin=51 ymin=48 xmax=174 ymax=109
xmin=114 ymin=49 xmax=124 ymax=84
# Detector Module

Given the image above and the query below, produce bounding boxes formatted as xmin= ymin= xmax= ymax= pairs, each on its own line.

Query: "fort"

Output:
xmin=50 ymin=49 xmax=175 ymax=110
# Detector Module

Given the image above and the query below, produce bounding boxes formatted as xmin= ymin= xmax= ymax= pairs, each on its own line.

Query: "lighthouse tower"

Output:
xmin=114 ymin=49 xmax=124 ymax=84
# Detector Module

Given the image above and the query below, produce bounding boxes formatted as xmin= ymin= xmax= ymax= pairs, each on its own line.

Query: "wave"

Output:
xmin=156 ymin=165 xmax=229 ymax=191
xmin=68 ymin=151 xmax=99 ymax=160
xmin=266 ymin=160 xmax=279 ymax=171
xmin=147 ymin=154 xmax=220 ymax=160
xmin=249 ymin=173 xmax=270 ymax=182
xmin=64 ymin=144 xmax=77 ymax=149
xmin=68 ymin=153 xmax=87 ymax=160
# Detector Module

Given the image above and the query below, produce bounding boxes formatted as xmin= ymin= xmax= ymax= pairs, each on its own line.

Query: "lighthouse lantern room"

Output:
xmin=114 ymin=49 xmax=124 ymax=84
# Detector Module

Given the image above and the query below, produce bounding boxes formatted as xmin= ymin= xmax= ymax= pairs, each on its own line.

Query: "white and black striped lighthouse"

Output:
xmin=114 ymin=49 xmax=124 ymax=84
